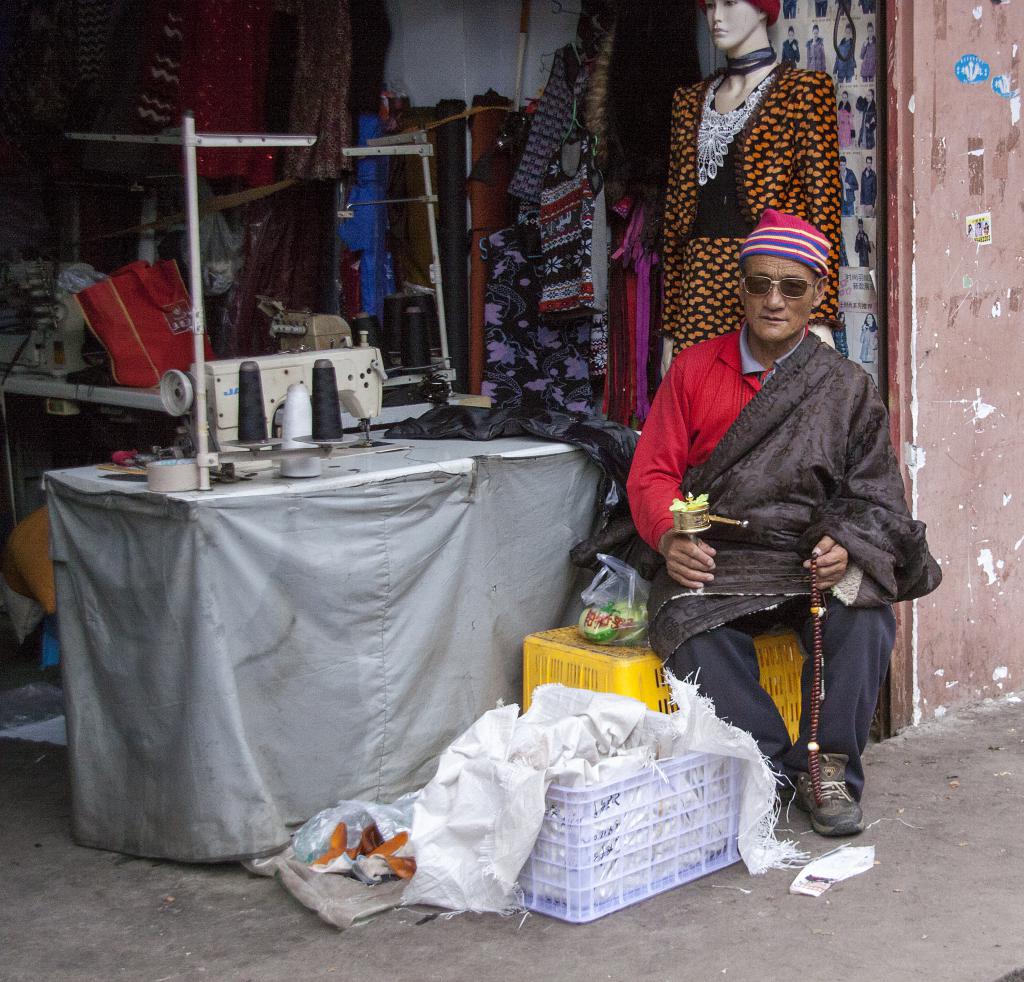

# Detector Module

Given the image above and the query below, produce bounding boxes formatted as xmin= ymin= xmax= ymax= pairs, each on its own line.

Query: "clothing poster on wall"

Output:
xmin=774 ymin=0 xmax=881 ymax=382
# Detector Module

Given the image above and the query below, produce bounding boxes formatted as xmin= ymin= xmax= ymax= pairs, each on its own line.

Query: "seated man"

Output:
xmin=627 ymin=209 xmax=941 ymax=837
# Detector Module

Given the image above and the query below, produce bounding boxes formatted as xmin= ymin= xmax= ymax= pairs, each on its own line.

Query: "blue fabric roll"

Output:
xmin=338 ymin=113 xmax=397 ymax=320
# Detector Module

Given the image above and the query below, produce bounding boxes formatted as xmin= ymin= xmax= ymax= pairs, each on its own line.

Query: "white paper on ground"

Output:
xmin=790 ymin=845 xmax=876 ymax=897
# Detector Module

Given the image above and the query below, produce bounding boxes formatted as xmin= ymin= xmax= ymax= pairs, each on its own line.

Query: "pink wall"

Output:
xmin=888 ymin=1 xmax=1023 ymax=726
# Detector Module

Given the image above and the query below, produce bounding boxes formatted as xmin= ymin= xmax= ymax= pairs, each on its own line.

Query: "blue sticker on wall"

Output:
xmin=955 ymin=54 xmax=991 ymax=85
xmin=992 ymin=74 xmax=1018 ymax=99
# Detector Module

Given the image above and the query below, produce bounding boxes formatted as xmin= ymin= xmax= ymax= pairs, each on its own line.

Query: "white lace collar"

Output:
xmin=696 ymin=72 xmax=775 ymax=186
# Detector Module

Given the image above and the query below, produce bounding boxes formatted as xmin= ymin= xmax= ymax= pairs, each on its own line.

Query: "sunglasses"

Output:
xmin=740 ymin=274 xmax=820 ymax=300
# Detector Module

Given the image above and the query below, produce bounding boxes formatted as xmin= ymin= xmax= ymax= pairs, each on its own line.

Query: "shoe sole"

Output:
xmin=809 ymin=814 xmax=864 ymax=837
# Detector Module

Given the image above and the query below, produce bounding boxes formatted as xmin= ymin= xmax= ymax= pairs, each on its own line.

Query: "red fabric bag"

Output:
xmin=76 ymin=260 xmax=214 ymax=387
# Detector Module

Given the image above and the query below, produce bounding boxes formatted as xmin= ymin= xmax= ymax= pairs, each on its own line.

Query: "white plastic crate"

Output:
xmin=518 ymin=751 xmax=741 ymax=923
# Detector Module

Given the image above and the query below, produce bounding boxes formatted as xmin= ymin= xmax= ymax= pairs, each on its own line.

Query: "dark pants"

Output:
xmin=672 ymin=600 xmax=896 ymax=800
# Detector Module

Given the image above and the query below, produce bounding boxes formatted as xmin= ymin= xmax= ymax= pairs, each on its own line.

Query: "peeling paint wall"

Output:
xmin=889 ymin=0 xmax=1023 ymax=724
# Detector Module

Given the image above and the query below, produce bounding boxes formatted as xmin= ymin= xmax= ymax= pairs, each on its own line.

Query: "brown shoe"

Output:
xmin=794 ymin=753 xmax=864 ymax=837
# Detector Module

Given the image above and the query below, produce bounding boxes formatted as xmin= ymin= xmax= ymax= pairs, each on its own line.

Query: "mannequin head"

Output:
xmin=702 ymin=1 xmax=772 ymax=58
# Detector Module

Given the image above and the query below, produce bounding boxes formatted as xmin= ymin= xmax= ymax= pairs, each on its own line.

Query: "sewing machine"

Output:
xmin=257 ymin=297 xmax=352 ymax=353
xmin=160 ymin=347 xmax=388 ymax=457
xmin=0 ymin=262 xmax=90 ymax=377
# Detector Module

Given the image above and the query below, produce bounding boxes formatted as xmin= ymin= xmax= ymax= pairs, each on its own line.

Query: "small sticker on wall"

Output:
xmin=955 ymin=54 xmax=991 ymax=85
xmin=966 ymin=212 xmax=993 ymax=246
xmin=992 ymin=74 xmax=1018 ymax=99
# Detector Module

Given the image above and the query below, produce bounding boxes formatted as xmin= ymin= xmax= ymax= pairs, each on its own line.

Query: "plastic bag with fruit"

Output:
xmin=577 ymin=553 xmax=649 ymax=646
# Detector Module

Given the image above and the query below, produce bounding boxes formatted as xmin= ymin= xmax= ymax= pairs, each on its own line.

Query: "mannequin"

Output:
xmin=662 ymin=0 xmax=842 ymax=352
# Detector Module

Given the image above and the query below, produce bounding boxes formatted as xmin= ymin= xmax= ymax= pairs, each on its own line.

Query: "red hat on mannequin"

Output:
xmin=696 ymin=0 xmax=781 ymax=27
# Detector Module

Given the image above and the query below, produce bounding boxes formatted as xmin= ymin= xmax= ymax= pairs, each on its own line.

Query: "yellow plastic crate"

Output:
xmin=753 ymin=630 xmax=804 ymax=744
xmin=523 ymin=628 xmax=676 ymax=715
xmin=522 ymin=627 xmax=803 ymax=743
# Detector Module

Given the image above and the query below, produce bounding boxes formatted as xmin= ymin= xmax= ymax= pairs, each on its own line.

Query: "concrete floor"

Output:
xmin=3 ymin=693 xmax=1023 ymax=982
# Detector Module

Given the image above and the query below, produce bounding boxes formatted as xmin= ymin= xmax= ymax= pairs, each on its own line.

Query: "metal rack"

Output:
xmin=341 ymin=132 xmax=454 ymax=389
xmin=67 ymin=115 xmax=316 ymax=491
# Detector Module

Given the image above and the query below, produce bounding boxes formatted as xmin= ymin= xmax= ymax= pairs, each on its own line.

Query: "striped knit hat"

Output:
xmin=739 ymin=209 xmax=830 ymax=276
xmin=696 ymin=0 xmax=780 ymax=27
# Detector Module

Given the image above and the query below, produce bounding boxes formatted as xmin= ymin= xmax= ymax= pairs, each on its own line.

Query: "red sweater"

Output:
xmin=627 ymin=332 xmax=761 ymax=549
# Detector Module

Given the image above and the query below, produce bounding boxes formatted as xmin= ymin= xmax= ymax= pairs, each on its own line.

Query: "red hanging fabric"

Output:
xmin=177 ymin=0 xmax=275 ymax=186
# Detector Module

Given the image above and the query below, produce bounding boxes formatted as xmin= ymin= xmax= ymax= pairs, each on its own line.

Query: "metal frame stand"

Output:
xmin=341 ymin=134 xmax=454 ymax=388
xmin=66 ymin=115 xmax=316 ymax=490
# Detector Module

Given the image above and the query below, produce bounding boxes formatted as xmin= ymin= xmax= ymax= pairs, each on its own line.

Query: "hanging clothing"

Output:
xmin=589 ymin=309 xmax=609 ymax=378
xmin=177 ymin=0 xmax=275 ymax=186
xmin=481 ymin=226 xmax=595 ymax=415
xmin=337 ymin=114 xmax=396 ymax=321
xmin=662 ymin=63 xmax=842 ymax=350
xmin=135 ymin=0 xmax=182 ymax=132
xmin=77 ymin=0 xmax=116 ymax=84
xmin=221 ymin=182 xmax=334 ymax=357
xmin=539 ymin=135 xmax=601 ymax=317
xmin=0 ymin=0 xmax=78 ymax=136
xmin=468 ymin=92 xmax=514 ymax=394
xmin=509 ymin=47 xmax=579 ymax=206
xmin=612 ymin=199 xmax=662 ymax=424
xmin=282 ymin=0 xmax=354 ymax=181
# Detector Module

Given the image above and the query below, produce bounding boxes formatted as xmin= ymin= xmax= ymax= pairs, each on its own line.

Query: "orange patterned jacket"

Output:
xmin=662 ymin=64 xmax=843 ymax=348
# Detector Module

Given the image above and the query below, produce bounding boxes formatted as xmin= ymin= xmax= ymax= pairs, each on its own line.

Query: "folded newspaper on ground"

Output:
xmin=403 ymin=674 xmax=806 ymax=914
xmin=790 ymin=844 xmax=876 ymax=897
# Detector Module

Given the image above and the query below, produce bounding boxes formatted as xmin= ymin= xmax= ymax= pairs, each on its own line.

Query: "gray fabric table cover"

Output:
xmin=46 ymin=438 xmax=601 ymax=861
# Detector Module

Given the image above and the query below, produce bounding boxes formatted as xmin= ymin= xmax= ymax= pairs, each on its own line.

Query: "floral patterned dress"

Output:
xmin=481 ymin=226 xmax=595 ymax=415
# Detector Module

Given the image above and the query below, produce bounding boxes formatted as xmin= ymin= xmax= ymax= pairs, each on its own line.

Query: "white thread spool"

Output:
xmin=279 ymin=382 xmax=321 ymax=479
xmin=146 ymin=459 xmax=200 ymax=493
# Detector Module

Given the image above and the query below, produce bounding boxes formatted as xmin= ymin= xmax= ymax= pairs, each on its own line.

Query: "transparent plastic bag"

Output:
xmin=200 ymin=211 xmax=243 ymax=296
xmin=292 ymin=793 xmax=417 ymax=865
xmin=577 ymin=553 xmax=649 ymax=646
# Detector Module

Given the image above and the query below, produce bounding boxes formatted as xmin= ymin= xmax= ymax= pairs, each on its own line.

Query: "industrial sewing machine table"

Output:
xmin=45 ymin=436 xmax=601 ymax=862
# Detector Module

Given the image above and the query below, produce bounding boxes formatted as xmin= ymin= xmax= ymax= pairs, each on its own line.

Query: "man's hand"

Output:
xmin=659 ymin=531 xmax=717 ymax=590
xmin=803 ymin=535 xmax=849 ymax=590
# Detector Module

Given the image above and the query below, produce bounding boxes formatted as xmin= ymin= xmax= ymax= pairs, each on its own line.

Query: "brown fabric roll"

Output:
xmin=467 ymin=94 xmax=511 ymax=394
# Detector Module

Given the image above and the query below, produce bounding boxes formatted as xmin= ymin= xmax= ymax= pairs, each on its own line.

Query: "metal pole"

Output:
xmin=182 ymin=112 xmax=213 ymax=490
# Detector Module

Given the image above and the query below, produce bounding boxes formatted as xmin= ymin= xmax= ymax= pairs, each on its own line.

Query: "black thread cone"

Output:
xmin=382 ymin=294 xmax=406 ymax=367
xmin=402 ymin=305 xmax=430 ymax=368
xmin=311 ymin=359 xmax=344 ymax=440
xmin=237 ymin=360 xmax=267 ymax=442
